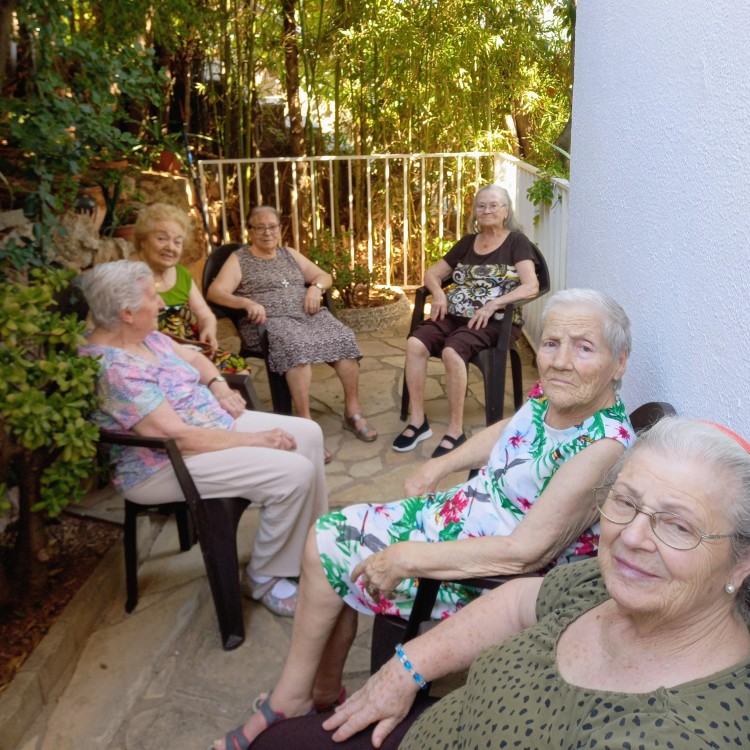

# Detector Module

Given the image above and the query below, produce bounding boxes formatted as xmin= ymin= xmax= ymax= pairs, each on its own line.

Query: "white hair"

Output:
xmin=611 ymin=417 xmax=750 ymax=623
xmin=540 ymin=288 xmax=631 ymax=391
xmin=79 ymin=260 xmax=153 ymax=329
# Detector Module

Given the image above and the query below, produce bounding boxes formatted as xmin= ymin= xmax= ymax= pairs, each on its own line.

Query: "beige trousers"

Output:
xmin=125 ymin=412 xmax=328 ymax=578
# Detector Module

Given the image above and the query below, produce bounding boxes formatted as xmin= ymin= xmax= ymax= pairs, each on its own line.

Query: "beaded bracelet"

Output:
xmin=395 ymin=643 xmax=429 ymax=690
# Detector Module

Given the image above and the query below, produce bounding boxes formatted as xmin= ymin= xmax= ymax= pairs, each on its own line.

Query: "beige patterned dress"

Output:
xmin=234 ymin=245 xmax=361 ymax=374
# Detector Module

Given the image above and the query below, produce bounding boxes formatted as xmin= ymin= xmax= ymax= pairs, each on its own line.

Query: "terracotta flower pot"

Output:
xmin=111 ymin=224 xmax=136 ymax=243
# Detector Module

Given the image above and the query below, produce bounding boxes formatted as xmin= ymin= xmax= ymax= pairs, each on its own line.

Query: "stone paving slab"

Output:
xmin=8 ymin=318 xmax=538 ymax=750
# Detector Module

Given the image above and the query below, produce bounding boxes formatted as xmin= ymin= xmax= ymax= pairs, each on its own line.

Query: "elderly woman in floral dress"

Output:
xmin=211 ymin=288 xmax=635 ymax=750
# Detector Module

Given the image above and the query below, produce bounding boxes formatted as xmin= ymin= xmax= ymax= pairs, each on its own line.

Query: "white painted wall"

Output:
xmin=569 ymin=3 xmax=750 ymax=435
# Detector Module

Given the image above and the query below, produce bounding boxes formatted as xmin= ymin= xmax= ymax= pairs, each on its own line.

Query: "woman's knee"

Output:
xmin=294 ymin=415 xmax=325 ymax=449
xmin=302 ymin=525 xmax=327 ymax=578
xmin=441 ymin=345 xmax=467 ymax=367
xmin=406 ymin=336 xmax=430 ymax=361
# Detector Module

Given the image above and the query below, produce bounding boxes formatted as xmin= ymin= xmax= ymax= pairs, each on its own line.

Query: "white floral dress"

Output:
xmin=316 ymin=389 xmax=634 ymax=620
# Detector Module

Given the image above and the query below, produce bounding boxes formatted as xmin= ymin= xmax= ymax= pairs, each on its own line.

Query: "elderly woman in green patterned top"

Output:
xmin=131 ymin=203 xmax=247 ymax=373
xmin=211 ymin=288 xmax=635 ymax=750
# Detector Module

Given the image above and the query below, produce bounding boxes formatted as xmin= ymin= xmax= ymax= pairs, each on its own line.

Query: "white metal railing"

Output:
xmin=197 ymin=151 xmax=568 ymax=346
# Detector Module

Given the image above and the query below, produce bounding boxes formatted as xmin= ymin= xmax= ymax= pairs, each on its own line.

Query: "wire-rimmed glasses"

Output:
xmin=475 ymin=202 xmax=507 ymax=213
xmin=594 ymin=485 xmax=735 ymax=550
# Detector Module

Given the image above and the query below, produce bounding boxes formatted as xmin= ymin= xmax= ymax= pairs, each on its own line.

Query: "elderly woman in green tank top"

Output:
xmin=131 ymin=203 xmax=247 ymax=373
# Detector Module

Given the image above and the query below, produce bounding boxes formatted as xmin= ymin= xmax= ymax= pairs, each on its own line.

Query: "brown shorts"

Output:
xmin=409 ymin=314 xmax=519 ymax=363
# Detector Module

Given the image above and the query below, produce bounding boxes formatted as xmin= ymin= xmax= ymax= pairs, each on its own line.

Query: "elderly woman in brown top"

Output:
xmin=207 ymin=206 xmax=377 ymax=457
xmin=394 ymin=184 xmax=539 ymax=458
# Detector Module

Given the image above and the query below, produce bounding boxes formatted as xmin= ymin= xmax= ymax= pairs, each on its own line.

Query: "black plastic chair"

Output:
xmin=100 ymin=372 xmax=256 ymax=651
xmin=369 ymin=400 xmax=677 ymax=675
xmin=400 ymin=244 xmax=550 ymax=427
xmin=202 ymin=243 xmax=334 ymax=415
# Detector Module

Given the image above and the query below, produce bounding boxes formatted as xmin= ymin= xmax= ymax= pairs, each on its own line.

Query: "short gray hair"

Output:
xmin=249 ymin=205 xmax=281 ymax=227
xmin=79 ymin=260 xmax=153 ymax=329
xmin=467 ymin=185 xmax=522 ymax=234
xmin=615 ymin=417 xmax=750 ymax=624
xmin=540 ymin=288 xmax=631 ymax=391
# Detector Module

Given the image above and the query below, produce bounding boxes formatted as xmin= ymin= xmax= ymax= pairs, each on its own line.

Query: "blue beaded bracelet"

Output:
xmin=395 ymin=643 xmax=429 ymax=690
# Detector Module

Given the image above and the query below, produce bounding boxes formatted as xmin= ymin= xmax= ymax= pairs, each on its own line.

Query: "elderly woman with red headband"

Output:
xmin=249 ymin=417 xmax=750 ymax=749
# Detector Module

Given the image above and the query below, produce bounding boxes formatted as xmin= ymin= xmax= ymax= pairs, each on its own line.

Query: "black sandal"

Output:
xmin=431 ymin=432 xmax=466 ymax=458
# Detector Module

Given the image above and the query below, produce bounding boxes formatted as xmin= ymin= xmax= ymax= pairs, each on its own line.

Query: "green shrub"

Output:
xmin=0 ymin=268 xmax=101 ymax=595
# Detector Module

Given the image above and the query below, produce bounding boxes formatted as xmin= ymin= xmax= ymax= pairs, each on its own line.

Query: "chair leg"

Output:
xmin=191 ymin=496 xmax=251 ymax=651
xmin=400 ymin=374 xmax=410 ymax=422
xmin=268 ymin=369 xmax=293 ymax=415
xmin=174 ymin=504 xmax=195 ymax=551
xmin=510 ymin=346 xmax=524 ymax=411
xmin=124 ymin=500 xmax=139 ymax=613
xmin=475 ymin=348 xmax=508 ymax=426
xmin=370 ymin=578 xmax=442 ymax=675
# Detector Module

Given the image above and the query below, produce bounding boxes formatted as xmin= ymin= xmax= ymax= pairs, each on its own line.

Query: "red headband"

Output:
xmin=701 ymin=422 xmax=750 ymax=455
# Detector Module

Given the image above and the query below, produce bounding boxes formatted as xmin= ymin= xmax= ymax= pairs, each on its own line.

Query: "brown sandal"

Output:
xmin=343 ymin=413 xmax=378 ymax=442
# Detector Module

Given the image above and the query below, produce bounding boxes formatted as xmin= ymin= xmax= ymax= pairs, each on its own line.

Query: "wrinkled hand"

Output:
xmin=403 ymin=462 xmax=441 ymax=498
xmin=211 ymin=384 xmax=246 ymax=418
xmin=352 ymin=545 xmax=405 ymax=599
xmin=304 ymin=286 xmax=322 ymax=315
xmin=251 ymin=428 xmax=297 ymax=451
xmin=429 ymin=291 xmax=448 ymax=321
xmin=322 ymin=660 xmax=419 ymax=747
xmin=466 ymin=303 xmax=497 ymax=330
xmin=245 ymin=300 xmax=267 ymax=324
xmin=198 ymin=329 xmax=219 ymax=357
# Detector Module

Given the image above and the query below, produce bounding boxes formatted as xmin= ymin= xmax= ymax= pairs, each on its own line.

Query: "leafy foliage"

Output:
xmin=0 ymin=269 xmax=100 ymax=516
xmin=0 ymin=0 xmax=167 ymax=271
xmin=308 ymin=231 xmax=382 ymax=308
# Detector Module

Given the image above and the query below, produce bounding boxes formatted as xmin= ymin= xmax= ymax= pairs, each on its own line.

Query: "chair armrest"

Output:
xmin=402 ymin=573 xmax=517 ymax=642
xmin=225 ymin=372 xmax=263 ymax=412
xmin=98 ymin=431 xmax=201 ymax=511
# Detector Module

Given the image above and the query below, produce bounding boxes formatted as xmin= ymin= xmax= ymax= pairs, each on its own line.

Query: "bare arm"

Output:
xmin=206 ymin=253 xmax=267 ymax=324
xmin=286 ymin=248 xmax=333 ymax=315
xmin=323 ymin=576 xmax=544 ymax=746
xmin=169 ymin=340 xmax=245 ymax=418
xmin=287 ymin=247 xmax=332 ymax=289
xmin=403 ymin=417 xmax=510 ymax=497
xmin=356 ymin=437 xmax=624 ymax=593
xmin=423 ymin=259 xmax=453 ymax=321
xmin=467 ymin=258 xmax=539 ymax=330
xmin=186 ymin=280 xmax=219 ymax=355
xmin=132 ymin=397 xmax=296 ymax=454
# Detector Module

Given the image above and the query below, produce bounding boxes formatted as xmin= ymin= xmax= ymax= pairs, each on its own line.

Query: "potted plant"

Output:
xmin=308 ymin=231 xmax=409 ymax=332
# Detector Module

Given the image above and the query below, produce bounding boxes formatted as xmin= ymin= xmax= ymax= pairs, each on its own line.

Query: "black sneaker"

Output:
xmin=392 ymin=420 xmax=433 ymax=452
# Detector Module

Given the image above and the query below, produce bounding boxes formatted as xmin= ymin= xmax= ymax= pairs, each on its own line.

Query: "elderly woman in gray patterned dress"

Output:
xmin=207 ymin=206 xmax=377 ymax=456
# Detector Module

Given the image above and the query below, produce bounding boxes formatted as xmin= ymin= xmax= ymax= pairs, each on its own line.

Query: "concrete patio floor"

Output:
xmin=5 ymin=312 xmax=539 ymax=750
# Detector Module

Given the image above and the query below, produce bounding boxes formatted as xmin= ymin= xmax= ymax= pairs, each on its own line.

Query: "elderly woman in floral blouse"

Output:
xmin=79 ymin=260 xmax=327 ymax=617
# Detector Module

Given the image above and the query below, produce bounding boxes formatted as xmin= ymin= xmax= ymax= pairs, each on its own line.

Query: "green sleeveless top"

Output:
xmin=158 ymin=263 xmax=192 ymax=309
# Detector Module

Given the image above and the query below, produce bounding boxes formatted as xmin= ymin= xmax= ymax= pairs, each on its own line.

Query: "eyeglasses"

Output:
xmin=475 ymin=203 xmax=507 ymax=212
xmin=594 ymin=485 xmax=735 ymax=551
xmin=250 ymin=224 xmax=280 ymax=233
